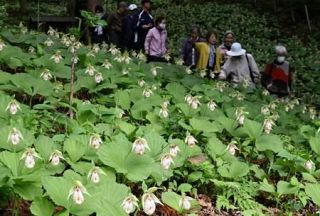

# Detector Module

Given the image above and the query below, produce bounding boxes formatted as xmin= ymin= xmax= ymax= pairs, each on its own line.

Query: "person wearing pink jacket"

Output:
xmin=144 ymin=16 xmax=168 ymax=63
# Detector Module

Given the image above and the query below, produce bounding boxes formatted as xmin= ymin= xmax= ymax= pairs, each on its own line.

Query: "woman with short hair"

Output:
xmin=262 ymin=45 xmax=294 ymax=97
xmin=144 ymin=16 xmax=168 ymax=63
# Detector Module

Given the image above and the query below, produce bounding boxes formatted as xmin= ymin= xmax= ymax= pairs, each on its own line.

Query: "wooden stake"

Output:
xmin=305 ymin=4 xmax=312 ymax=32
xmin=291 ymin=8 xmax=296 ymax=24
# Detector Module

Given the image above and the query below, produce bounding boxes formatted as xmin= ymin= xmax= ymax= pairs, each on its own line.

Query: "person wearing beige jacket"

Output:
xmin=219 ymin=42 xmax=260 ymax=88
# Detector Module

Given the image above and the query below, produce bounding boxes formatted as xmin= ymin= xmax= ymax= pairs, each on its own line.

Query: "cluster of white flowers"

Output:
xmin=68 ymin=181 xmax=90 ymax=205
xmin=185 ymin=67 xmax=193 ymax=75
xmin=185 ymin=132 xmax=197 ymax=147
xmin=61 ymin=35 xmax=72 ymax=47
xmin=309 ymin=107 xmax=317 ymax=120
xmin=226 ymin=141 xmax=239 ymax=156
xmin=94 ymin=72 xmax=104 ymax=84
xmin=185 ymin=94 xmax=201 ymax=109
xmin=0 ymin=38 xmax=6 ymax=51
xmin=179 ymin=195 xmax=193 ymax=210
xmin=47 ymin=27 xmax=56 ymax=36
xmin=69 ymin=41 xmax=82 ymax=54
xmin=215 ymin=82 xmax=227 ymax=92
xmin=235 ymin=107 xmax=247 ymax=125
xmin=209 ymin=71 xmax=216 ymax=79
xmin=141 ymin=189 xmax=163 ymax=215
xmin=28 ymin=46 xmax=35 ymax=54
xmin=19 ymin=22 xmax=28 ymax=34
xmin=137 ymin=51 xmax=147 ymax=62
xmin=6 ymin=100 xmax=21 ymax=115
xmin=102 ymin=59 xmax=113 ymax=69
xmin=8 ymin=128 xmax=23 ymax=145
xmin=230 ymin=91 xmax=244 ymax=101
xmin=151 ymin=66 xmax=162 ymax=77
xmin=160 ymin=154 xmax=174 ymax=170
xmin=261 ymin=105 xmax=270 ymax=115
xmin=207 ymin=100 xmax=217 ymax=112
xmin=89 ymin=134 xmax=103 ymax=149
xmin=122 ymin=194 xmax=139 ymax=214
xmin=200 ymin=69 xmax=207 ymax=78
xmin=175 ymin=58 xmax=184 ymax=66
xmin=163 ymin=54 xmax=170 ymax=62
xmin=53 ymin=81 xmax=63 ymax=93
xmin=109 ymin=46 xmax=121 ymax=56
xmin=169 ymin=144 xmax=180 ymax=158
xmin=114 ymin=54 xmax=131 ymax=64
xmin=92 ymin=44 xmax=100 ymax=53
xmin=159 ymin=101 xmax=170 ymax=118
xmin=44 ymin=38 xmax=54 ymax=47
xmin=50 ymin=50 xmax=63 ymax=63
xmin=87 ymin=166 xmax=106 ymax=183
xmin=21 ymin=148 xmax=41 ymax=169
xmin=262 ymin=89 xmax=270 ymax=96
xmin=40 ymin=69 xmax=53 ymax=81
xmin=122 ymin=188 xmax=193 ymax=215
xmin=263 ymin=118 xmax=275 ymax=134
xmin=143 ymin=89 xmax=153 ymax=98
xmin=132 ymin=138 xmax=150 ymax=155
xmin=304 ymin=160 xmax=315 ymax=172
xmin=49 ymin=150 xmax=64 ymax=166
xmin=138 ymin=80 xmax=146 ymax=87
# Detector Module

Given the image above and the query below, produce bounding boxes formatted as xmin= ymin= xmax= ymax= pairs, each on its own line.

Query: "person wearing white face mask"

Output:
xmin=262 ymin=45 xmax=294 ymax=97
xmin=144 ymin=16 xmax=168 ymax=62
xmin=92 ymin=5 xmax=107 ymax=44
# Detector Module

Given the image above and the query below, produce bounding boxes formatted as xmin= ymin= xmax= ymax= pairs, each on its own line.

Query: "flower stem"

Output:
xmin=69 ymin=52 xmax=76 ymax=119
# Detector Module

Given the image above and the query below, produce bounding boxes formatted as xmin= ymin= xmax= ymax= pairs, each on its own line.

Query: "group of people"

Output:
xmin=182 ymin=27 xmax=293 ymax=96
xmin=92 ymin=0 xmax=159 ymax=56
xmin=92 ymin=0 xmax=293 ymax=97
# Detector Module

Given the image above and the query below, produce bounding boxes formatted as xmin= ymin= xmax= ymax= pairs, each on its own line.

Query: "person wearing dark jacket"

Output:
xmin=181 ymin=26 xmax=205 ymax=68
xmin=107 ymin=2 xmax=127 ymax=47
xmin=132 ymin=0 xmax=154 ymax=51
xmin=91 ymin=5 xmax=107 ymax=44
xmin=120 ymin=4 xmax=138 ymax=50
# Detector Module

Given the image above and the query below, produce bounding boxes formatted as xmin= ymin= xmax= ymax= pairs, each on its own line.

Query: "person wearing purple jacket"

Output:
xmin=144 ymin=16 xmax=168 ymax=63
xmin=181 ymin=26 xmax=205 ymax=68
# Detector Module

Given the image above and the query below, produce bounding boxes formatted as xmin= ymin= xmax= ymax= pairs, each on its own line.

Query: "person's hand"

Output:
xmin=142 ymin=24 xmax=152 ymax=29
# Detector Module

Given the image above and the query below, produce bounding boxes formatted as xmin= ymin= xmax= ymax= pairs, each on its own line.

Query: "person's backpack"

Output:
xmin=245 ymin=54 xmax=256 ymax=84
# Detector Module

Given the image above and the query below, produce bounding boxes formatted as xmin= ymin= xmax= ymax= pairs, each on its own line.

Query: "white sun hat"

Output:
xmin=128 ymin=4 xmax=138 ymax=11
xmin=227 ymin=42 xmax=246 ymax=56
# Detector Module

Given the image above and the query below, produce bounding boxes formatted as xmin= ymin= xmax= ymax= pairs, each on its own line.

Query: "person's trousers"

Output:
xmin=147 ymin=55 xmax=167 ymax=63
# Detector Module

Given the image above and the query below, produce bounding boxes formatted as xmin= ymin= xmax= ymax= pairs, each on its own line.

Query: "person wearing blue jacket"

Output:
xmin=132 ymin=0 xmax=154 ymax=51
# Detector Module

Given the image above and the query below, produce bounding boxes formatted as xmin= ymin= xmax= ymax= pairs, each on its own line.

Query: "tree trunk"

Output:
xmin=19 ymin=0 xmax=27 ymax=14
xmin=87 ymin=0 xmax=104 ymax=12
xmin=67 ymin=0 xmax=77 ymax=17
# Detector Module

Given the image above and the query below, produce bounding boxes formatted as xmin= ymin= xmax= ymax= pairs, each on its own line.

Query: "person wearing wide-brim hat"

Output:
xmin=219 ymin=42 xmax=260 ymax=88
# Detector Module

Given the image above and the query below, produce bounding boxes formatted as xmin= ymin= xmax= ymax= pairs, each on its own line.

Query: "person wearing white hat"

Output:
xmin=218 ymin=42 xmax=260 ymax=88
xmin=121 ymin=3 xmax=139 ymax=50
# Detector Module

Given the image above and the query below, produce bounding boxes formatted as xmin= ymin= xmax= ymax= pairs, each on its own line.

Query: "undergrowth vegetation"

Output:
xmin=0 ymin=2 xmax=319 ymax=216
